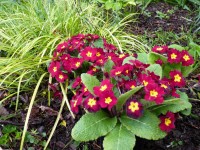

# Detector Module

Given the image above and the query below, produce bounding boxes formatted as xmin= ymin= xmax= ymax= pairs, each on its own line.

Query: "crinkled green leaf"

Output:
xmin=104 ymin=59 xmax=114 ymax=73
xmin=103 ymin=124 xmax=136 ymax=150
xmin=93 ymin=38 xmax=104 ymax=48
xmin=122 ymin=56 xmax=135 ymax=65
xmin=163 ymin=63 xmax=181 ymax=78
xmin=181 ymin=108 xmax=191 ymax=116
xmin=181 ymin=66 xmax=193 ymax=77
xmin=81 ymin=73 xmax=100 ymax=95
xmin=149 ymin=91 xmax=192 ymax=115
xmin=146 ymin=64 xmax=162 ymax=78
xmin=148 ymin=52 xmax=167 ymax=64
xmin=169 ymin=44 xmax=185 ymax=51
xmin=116 ymin=86 xmax=143 ymax=111
xmin=137 ymin=53 xmax=149 ymax=64
xmin=120 ymin=111 xmax=166 ymax=140
xmin=72 ymin=110 xmax=117 ymax=141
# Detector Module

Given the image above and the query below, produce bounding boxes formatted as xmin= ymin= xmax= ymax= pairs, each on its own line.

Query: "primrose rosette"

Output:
xmin=48 ymin=34 xmax=193 ymax=150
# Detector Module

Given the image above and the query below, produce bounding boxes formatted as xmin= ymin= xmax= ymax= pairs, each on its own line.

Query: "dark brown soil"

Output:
xmin=131 ymin=2 xmax=193 ymax=35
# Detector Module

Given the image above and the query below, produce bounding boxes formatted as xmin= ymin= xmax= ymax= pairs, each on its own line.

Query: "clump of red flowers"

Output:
xmin=48 ymin=34 xmax=194 ymax=134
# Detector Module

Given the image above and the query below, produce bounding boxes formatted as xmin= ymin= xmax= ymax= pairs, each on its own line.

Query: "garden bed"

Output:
xmin=0 ymin=1 xmax=199 ymax=150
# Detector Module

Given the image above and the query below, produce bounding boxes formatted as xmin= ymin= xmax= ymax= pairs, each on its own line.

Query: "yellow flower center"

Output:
xmin=105 ymin=97 xmax=112 ymax=104
xmin=161 ymin=84 xmax=168 ymax=89
xmin=61 ymin=45 xmax=65 ymax=49
xmin=164 ymin=118 xmax=171 ymax=126
xmin=183 ymin=54 xmax=190 ymax=61
xmin=150 ymin=90 xmax=158 ymax=97
xmin=53 ymin=67 xmax=57 ymax=72
xmin=74 ymin=100 xmax=77 ymax=107
xmin=174 ymin=74 xmax=181 ymax=82
xmin=115 ymin=71 xmax=121 ymax=75
xmin=171 ymin=53 xmax=177 ymax=59
xmin=143 ymin=80 xmax=148 ymax=86
xmin=100 ymin=85 xmax=107 ymax=91
xmin=75 ymin=62 xmax=81 ymax=67
xmin=108 ymin=56 xmax=112 ymax=59
xmin=59 ymin=75 xmax=64 ymax=79
xmin=119 ymin=54 xmax=125 ymax=58
xmin=88 ymin=98 xmax=96 ymax=107
xmin=128 ymin=102 xmax=139 ymax=112
xmin=130 ymin=85 xmax=135 ymax=89
xmin=92 ymin=68 xmax=97 ymax=72
xmin=84 ymin=87 xmax=88 ymax=92
xmin=99 ymin=59 xmax=103 ymax=63
xmin=96 ymin=52 xmax=101 ymax=57
xmin=125 ymin=70 xmax=129 ymax=74
xmin=86 ymin=51 xmax=92 ymax=57
xmin=157 ymin=47 xmax=163 ymax=51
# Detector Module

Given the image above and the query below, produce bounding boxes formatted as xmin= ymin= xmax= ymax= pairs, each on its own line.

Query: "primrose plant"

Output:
xmin=48 ymin=34 xmax=194 ymax=150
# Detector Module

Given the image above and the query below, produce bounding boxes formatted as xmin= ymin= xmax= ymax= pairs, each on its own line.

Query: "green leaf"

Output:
xmin=116 ymin=86 xmax=143 ymax=111
xmin=93 ymin=38 xmax=104 ymax=48
xmin=72 ymin=110 xmax=117 ymax=141
xmin=104 ymin=59 xmax=114 ymax=73
xmin=0 ymin=134 xmax=9 ymax=145
xmin=146 ymin=64 xmax=162 ymax=78
xmin=181 ymin=66 xmax=193 ymax=77
xmin=148 ymin=52 xmax=167 ymax=64
xmin=120 ymin=111 xmax=166 ymax=140
xmin=122 ymin=56 xmax=135 ymax=65
xmin=140 ymin=99 xmax=156 ymax=109
xmin=149 ymin=91 xmax=192 ymax=115
xmin=137 ymin=53 xmax=149 ymax=64
xmin=181 ymin=108 xmax=191 ymax=116
xmin=105 ymin=1 xmax=114 ymax=10
xmin=113 ymin=2 xmax=122 ymax=10
xmin=103 ymin=124 xmax=136 ymax=150
xmin=169 ymin=44 xmax=185 ymax=51
xmin=81 ymin=73 xmax=100 ymax=95
xmin=163 ymin=63 xmax=181 ymax=78
xmin=2 ymin=125 xmax=17 ymax=134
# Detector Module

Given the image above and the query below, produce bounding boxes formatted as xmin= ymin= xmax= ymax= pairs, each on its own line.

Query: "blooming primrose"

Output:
xmin=145 ymin=83 xmax=165 ymax=104
xmin=83 ymin=95 xmax=100 ymax=112
xmin=170 ymin=70 xmax=185 ymax=87
xmin=126 ymin=99 xmax=143 ymax=119
xmin=48 ymin=61 xmax=61 ymax=77
xmin=98 ymin=92 xmax=117 ymax=110
xmin=93 ymin=79 xmax=113 ymax=96
xmin=180 ymin=50 xmax=194 ymax=66
xmin=80 ymin=46 xmax=97 ymax=62
xmin=159 ymin=111 xmax=175 ymax=132
xmin=152 ymin=45 xmax=168 ymax=54
xmin=167 ymin=49 xmax=181 ymax=64
xmin=55 ymin=71 xmax=68 ymax=83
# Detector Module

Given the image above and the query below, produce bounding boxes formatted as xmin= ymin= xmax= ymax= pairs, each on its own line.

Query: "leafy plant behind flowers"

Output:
xmin=48 ymin=33 xmax=194 ymax=150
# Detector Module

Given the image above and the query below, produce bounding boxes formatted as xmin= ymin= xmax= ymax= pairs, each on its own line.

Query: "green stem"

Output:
xmin=48 ymin=75 xmax=52 ymax=106
xmin=20 ymin=73 xmax=47 ymax=150
xmin=60 ymin=82 xmax=75 ymax=118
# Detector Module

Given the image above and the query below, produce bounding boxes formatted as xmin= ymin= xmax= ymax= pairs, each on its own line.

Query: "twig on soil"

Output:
xmin=189 ymin=98 xmax=200 ymax=102
xmin=0 ymin=120 xmax=44 ymax=126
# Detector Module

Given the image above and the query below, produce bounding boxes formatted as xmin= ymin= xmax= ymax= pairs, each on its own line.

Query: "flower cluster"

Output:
xmin=152 ymin=45 xmax=194 ymax=66
xmin=48 ymin=34 xmax=194 ymax=133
